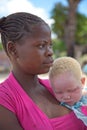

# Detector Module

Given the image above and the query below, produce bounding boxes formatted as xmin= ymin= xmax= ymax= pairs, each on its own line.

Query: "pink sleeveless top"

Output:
xmin=0 ymin=72 xmax=86 ymax=130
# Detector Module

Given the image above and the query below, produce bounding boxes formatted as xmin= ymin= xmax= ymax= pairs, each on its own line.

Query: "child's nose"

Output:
xmin=63 ymin=93 xmax=71 ymax=100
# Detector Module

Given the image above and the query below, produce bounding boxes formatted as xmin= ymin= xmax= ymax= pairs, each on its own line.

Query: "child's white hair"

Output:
xmin=49 ymin=57 xmax=82 ymax=80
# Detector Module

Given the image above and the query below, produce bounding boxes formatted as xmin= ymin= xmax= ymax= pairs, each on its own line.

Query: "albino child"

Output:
xmin=49 ymin=57 xmax=87 ymax=126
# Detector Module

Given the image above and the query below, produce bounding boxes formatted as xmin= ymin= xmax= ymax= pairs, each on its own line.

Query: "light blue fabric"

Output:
xmin=61 ymin=96 xmax=87 ymax=126
xmin=84 ymin=86 xmax=87 ymax=90
xmin=82 ymin=64 xmax=87 ymax=74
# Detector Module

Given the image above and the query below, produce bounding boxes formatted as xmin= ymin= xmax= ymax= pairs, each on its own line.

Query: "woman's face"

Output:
xmin=51 ymin=73 xmax=83 ymax=106
xmin=14 ymin=23 xmax=53 ymax=74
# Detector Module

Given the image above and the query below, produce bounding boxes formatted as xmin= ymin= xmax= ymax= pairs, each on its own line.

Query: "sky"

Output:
xmin=0 ymin=0 xmax=87 ymax=27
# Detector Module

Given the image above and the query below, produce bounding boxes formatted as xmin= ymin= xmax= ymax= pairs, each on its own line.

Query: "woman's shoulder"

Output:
xmin=39 ymin=78 xmax=53 ymax=94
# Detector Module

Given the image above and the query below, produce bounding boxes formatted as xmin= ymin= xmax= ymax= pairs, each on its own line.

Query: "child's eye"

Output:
xmin=55 ymin=91 xmax=63 ymax=94
xmin=68 ymin=88 xmax=79 ymax=92
xmin=68 ymin=90 xmax=75 ymax=92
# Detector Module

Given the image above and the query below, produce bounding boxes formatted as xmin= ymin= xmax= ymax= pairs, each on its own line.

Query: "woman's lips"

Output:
xmin=43 ymin=60 xmax=53 ymax=67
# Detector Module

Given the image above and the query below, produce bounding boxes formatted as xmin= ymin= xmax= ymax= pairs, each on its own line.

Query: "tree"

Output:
xmin=51 ymin=0 xmax=82 ymax=57
xmin=76 ymin=13 xmax=87 ymax=45
xmin=64 ymin=0 xmax=81 ymax=57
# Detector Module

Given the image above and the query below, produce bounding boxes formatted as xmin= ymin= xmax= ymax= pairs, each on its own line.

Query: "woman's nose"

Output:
xmin=45 ymin=46 xmax=53 ymax=56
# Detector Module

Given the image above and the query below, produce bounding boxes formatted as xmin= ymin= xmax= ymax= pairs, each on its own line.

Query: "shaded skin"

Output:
xmin=0 ymin=23 xmax=71 ymax=130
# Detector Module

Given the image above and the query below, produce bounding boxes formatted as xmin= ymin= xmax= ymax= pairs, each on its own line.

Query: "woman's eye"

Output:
xmin=49 ymin=43 xmax=53 ymax=48
xmin=39 ymin=44 xmax=45 ymax=49
xmin=38 ymin=43 xmax=53 ymax=49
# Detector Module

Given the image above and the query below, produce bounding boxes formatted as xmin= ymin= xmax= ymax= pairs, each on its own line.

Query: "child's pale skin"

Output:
xmin=50 ymin=72 xmax=85 ymax=106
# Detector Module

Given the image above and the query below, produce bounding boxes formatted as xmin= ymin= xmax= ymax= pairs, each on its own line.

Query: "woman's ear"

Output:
xmin=7 ymin=41 xmax=18 ymax=58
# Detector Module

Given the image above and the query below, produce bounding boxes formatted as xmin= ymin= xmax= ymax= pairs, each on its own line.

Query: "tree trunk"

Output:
xmin=64 ymin=0 xmax=81 ymax=57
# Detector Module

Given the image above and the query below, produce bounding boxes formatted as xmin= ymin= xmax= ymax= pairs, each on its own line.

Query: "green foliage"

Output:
xmin=76 ymin=13 xmax=87 ymax=45
xmin=51 ymin=2 xmax=68 ymax=39
xmin=52 ymin=38 xmax=66 ymax=58
xmin=0 ymin=43 xmax=3 ymax=50
xmin=51 ymin=2 xmax=87 ymax=46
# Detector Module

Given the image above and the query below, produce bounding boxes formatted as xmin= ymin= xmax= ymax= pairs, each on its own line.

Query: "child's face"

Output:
xmin=51 ymin=73 xmax=84 ymax=106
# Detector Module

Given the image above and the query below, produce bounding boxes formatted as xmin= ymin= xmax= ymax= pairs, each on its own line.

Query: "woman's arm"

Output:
xmin=0 ymin=105 xmax=23 ymax=130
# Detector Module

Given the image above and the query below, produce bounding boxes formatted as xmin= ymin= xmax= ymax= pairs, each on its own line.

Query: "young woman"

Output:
xmin=0 ymin=12 xmax=86 ymax=130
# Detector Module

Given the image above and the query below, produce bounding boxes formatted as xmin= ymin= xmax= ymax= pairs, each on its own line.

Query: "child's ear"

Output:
xmin=81 ymin=76 xmax=87 ymax=96
xmin=81 ymin=77 xmax=86 ymax=86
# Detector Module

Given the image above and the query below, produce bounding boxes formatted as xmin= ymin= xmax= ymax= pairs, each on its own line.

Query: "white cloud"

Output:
xmin=0 ymin=0 xmax=53 ymax=26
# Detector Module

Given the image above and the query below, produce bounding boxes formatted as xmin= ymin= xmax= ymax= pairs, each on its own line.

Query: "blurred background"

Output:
xmin=0 ymin=0 xmax=87 ymax=80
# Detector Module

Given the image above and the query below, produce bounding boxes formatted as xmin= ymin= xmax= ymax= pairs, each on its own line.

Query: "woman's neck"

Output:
xmin=12 ymin=70 xmax=40 ymax=89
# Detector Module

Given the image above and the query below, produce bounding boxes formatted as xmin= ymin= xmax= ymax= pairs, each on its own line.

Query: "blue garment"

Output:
xmin=61 ymin=96 xmax=87 ymax=126
xmin=82 ymin=64 xmax=87 ymax=74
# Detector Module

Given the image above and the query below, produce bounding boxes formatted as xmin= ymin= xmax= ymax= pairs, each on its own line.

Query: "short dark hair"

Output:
xmin=0 ymin=12 xmax=47 ymax=53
